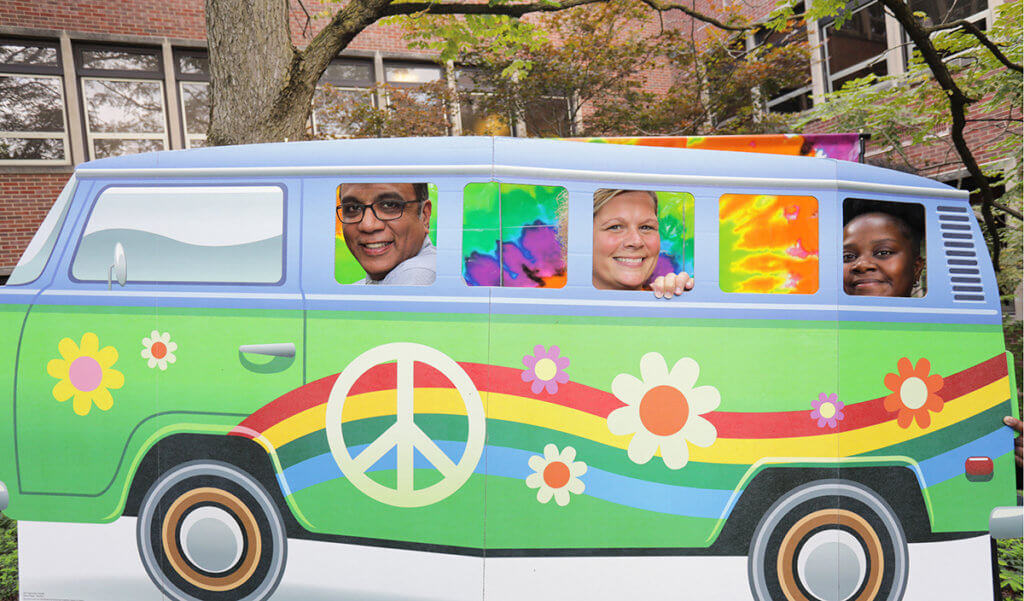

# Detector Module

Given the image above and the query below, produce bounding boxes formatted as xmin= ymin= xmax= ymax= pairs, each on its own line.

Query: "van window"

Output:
xmin=842 ymin=198 xmax=927 ymax=297
xmin=719 ymin=194 xmax=819 ymax=294
xmin=591 ymin=189 xmax=694 ymax=291
xmin=463 ymin=183 xmax=567 ymax=288
xmin=334 ymin=182 xmax=437 ymax=285
xmin=71 ymin=185 xmax=284 ymax=284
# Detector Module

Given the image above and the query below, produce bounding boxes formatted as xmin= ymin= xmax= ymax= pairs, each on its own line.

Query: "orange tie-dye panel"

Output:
xmin=719 ymin=194 xmax=819 ymax=294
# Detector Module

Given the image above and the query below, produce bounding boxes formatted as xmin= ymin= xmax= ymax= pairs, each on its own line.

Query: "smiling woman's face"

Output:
xmin=842 ymin=212 xmax=922 ymax=297
xmin=593 ymin=191 xmax=660 ymax=290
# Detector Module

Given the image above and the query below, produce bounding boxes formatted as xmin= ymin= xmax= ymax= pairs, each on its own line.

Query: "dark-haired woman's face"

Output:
xmin=843 ymin=213 xmax=923 ymax=297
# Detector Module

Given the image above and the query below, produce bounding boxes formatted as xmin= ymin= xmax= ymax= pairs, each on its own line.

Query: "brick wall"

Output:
xmin=0 ymin=0 xmax=206 ymax=40
xmin=0 ymin=173 xmax=73 ymax=275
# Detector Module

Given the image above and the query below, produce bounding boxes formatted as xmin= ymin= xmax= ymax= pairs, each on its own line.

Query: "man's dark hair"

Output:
xmin=412 ymin=183 xmax=429 ymax=204
xmin=843 ymin=199 xmax=924 ymax=257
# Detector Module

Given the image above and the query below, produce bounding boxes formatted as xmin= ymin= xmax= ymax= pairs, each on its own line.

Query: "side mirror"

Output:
xmin=108 ymin=242 xmax=127 ymax=290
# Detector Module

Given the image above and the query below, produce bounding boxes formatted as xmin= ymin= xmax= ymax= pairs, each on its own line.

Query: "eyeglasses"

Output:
xmin=336 ymin=199 xmax=421 ymax=224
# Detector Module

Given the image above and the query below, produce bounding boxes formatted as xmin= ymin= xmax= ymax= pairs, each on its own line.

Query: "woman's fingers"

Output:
xmin=652 ymin=272 xmax=694 ymax=298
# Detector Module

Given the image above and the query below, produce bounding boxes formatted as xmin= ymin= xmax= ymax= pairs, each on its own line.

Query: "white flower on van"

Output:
xmin=607 ymin=353 xmax=719 ymax=470
xmin=141 ymin=331 xmax=177 ymax=370
xmin=525 ymin=444 xmax=587 ymax=506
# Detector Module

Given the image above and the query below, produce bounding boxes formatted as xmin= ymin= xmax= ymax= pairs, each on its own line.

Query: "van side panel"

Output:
xmin=838 ymin=320 xmax=1015 ymax=533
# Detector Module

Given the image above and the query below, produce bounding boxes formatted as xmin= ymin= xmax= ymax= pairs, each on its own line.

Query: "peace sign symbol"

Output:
xmin=324 ymin=343 xmax=486 ymax=508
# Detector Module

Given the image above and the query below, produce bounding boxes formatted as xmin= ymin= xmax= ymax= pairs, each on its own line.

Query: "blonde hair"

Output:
xmin=593 ymin=189 xmax=658 ymax=215
xmin=556 ymin=189 xmax=659 ymax=248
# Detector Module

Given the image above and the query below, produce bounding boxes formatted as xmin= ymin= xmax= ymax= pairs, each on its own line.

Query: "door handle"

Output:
xmin=239 ymin=343 xmax=296 ymax=358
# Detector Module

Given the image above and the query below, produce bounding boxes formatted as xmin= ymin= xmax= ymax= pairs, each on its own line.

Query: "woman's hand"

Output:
xmin=651 ymin=272 xmax=693 ymax=299
xmin=1004 ymin=416 xmax=1023 ymax=467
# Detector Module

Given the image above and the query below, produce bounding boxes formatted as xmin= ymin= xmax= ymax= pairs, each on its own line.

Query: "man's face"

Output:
xmin=340 ymin=183 xmax=430 ymax=281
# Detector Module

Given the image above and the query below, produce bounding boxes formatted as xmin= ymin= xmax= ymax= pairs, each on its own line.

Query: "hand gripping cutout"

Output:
xmin=325 ymin=343 xmax=486 ymax=507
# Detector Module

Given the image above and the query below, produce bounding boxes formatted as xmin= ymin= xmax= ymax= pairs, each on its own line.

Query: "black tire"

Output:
xmin=748 ymin=480 xmax=908 ymax=601
xmin=136 ymin=460 xmax=287 ymax=601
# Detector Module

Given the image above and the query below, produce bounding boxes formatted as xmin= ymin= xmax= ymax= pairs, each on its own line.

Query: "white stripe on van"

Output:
xmin=76 ymin=164 xmax=969 ymax=200
xmin=306 ymin=293 xmax=997 ymax=316
xmin=39 ymin=290 xmax=996 ymax=316
xmin=43 ymin=289 xmax=303 ymax=301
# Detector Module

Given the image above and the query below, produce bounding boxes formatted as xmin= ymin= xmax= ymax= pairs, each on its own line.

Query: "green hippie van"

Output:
xmin=0 ymin=137 xmax=1018 ymax=601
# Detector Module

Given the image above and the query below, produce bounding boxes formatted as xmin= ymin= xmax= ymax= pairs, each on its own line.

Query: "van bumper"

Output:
xmin=989 ymin=506 xmax=1023 ymax=539
xmin=0 ymin=480 xmax=7 ymax=512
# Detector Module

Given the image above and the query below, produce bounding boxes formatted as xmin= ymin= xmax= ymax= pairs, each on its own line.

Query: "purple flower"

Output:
xmin=810 ymin=392 xmax=845 ymax=429
xmin=521 ymin=345 xmax=570 ymax=394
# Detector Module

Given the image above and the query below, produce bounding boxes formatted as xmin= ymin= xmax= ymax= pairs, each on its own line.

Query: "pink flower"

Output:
xmin=521 ymin=345 xmax=570 ymax=394
xmin=810 ymin=393 xmax=845 ymax=429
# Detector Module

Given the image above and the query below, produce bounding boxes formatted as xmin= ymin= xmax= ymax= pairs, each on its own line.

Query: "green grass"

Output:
xmin=0 ymin=514 xmax=15 ymax=601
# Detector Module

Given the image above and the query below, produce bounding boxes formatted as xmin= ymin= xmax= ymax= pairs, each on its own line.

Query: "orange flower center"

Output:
xmin=150 ymin=341 xmax=167 ymax=360
xmin=900 ymin=377 xmax=928 ymax=410
xmin=542 ymin=461 xmax=571 ymax=489
xmin=639 ymin=385 xmax=689 ymax=437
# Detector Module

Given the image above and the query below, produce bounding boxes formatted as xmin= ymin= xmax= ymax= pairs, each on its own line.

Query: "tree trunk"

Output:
xmin=206 ymin=0 xmax=311 ymax=145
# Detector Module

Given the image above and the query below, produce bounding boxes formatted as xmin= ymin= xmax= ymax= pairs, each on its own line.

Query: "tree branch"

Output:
xmin=384 ymin=0 xmax=608 ymax=17
xmin=925 ymin=18 xmax=1023 ymax=72
xmin=383 ymin=0 xmax=748 ymax=31
xmin=636 ymin=0 xmax=748 ymax=31
xmin=879 ymin=0 xmax=1017 ymax=273
xmin=994 ymin=200 xmax=1024 ymax=220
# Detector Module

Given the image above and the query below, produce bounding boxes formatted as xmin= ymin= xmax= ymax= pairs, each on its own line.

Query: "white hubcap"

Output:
xmin=796 ymin=529 xmax=867 ymax=601
xmin=179 ymin=506 xmax=244 ymax=574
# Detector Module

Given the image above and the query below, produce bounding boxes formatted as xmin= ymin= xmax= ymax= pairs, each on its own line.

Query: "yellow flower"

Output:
xmin=47 ymin=332 xmax=124 ymax=416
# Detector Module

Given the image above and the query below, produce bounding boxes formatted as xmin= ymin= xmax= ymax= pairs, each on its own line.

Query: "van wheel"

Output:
xmin=748 ymin=480 xmax=908 ymax=601
xmin=136 ymin=461 xmax=287 ymax=601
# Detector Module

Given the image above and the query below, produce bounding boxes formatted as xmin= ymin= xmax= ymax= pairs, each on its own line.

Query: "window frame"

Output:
xmin=75 ymin=43 xmax=169 ymax=161
xmin=819 ymin=0 xmax=891 ymax=93
xmin=173 ymin=48 xmax=209 ymax=149
xmin=0 ymin=37 xmax=71 ymax=165
xmin=311 ymin=58 xmax=376 ymax=139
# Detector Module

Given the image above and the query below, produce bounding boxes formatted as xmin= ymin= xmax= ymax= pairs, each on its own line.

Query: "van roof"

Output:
xmin=75 ymin=137 xmax=967 ymax=200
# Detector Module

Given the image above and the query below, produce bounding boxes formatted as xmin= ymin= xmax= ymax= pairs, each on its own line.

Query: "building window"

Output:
xmin=455 ymin=67 xmax=571 ymax=136
xmin=751 ymin=11 xmax=813 ymax=114
xmin=456 ymin=68 xmax=511 ymax=136
xmin=820 ymin=1 xmax=889 ymax=92
xmin=908 ymin=0 xmax=989 ymax=28
xmin=76 ymin=44 xmax=169 ymax=159
xmin=312 ymin=58 xmax=375 ymax=138
xmin=0 ymin=38 xmax=70 ymax=164
xmin=385 ymin=63 xmax=443 ymax=88
xmin=523 ymin=97 xmax=572 ymax=137
xmin=175 ymin=49 xmax=209 ymax=148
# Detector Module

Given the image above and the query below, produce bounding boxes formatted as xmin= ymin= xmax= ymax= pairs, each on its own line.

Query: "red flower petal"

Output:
xmin=914 ymin=409 xmax=932 ymax=429
xmin=896 ymin=411 xmax=913 ymax=428
xmin=897 ymin=357 xmax=913 ymax=377
xmin=913 ymin=358 xmax=931 ymax=378
xmin=925 ymin=373 xmax=944 ymax=393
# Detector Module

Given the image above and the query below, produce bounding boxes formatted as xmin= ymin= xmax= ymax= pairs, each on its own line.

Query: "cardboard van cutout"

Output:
xmin=0 ymin=137 xmax=1018 ymax=601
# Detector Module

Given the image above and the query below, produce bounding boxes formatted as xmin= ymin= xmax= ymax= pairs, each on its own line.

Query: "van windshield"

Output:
xmin=7 ymin=175 xmax=77 ymax=286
